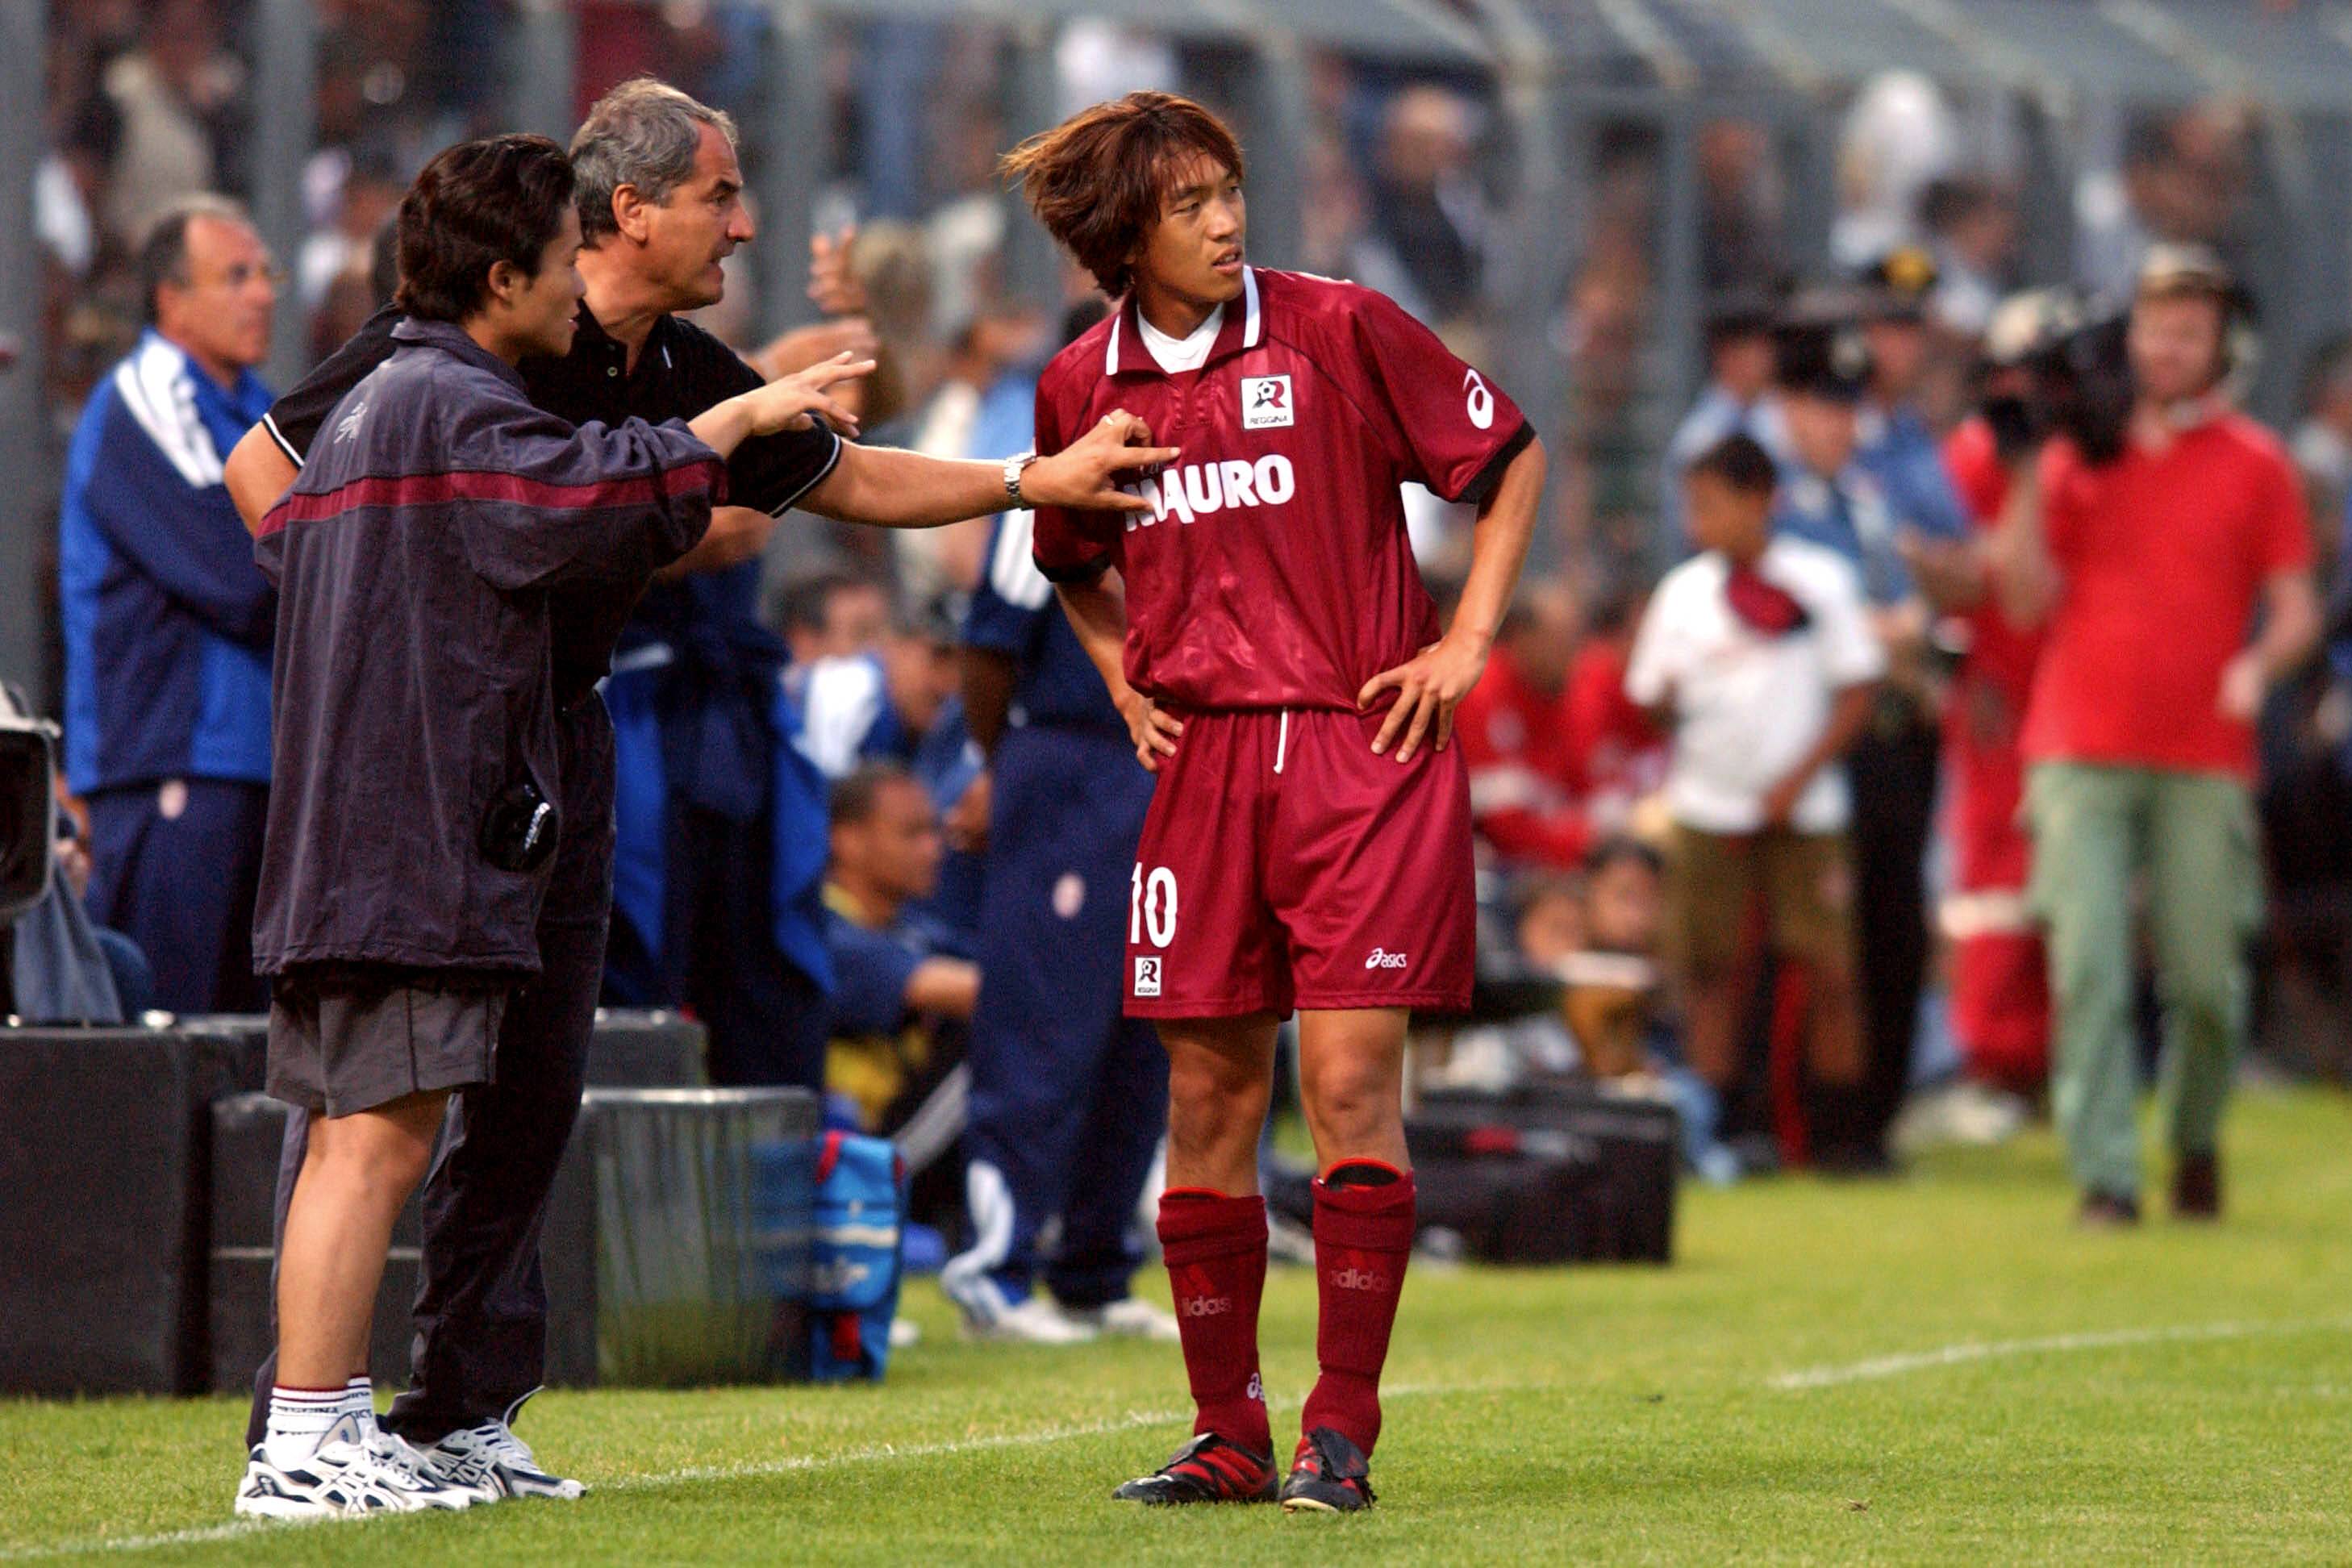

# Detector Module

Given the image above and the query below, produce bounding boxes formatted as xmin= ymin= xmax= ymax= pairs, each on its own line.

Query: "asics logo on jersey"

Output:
xmin=1365 ymin=948 xmax=1410 ymax=970
xmin=1122 ymin=454 xmax=1297 ymax=531
xmin=1328 ymin=1267 xmax=1391 ymax=1292
xmin=1181 ymin=1295 xmax=1234 ymax=1318
xmin=332 ymin=401 xmax=369 ymax=444
xmin=1464 ymin=369 xmax=1495 ymax=430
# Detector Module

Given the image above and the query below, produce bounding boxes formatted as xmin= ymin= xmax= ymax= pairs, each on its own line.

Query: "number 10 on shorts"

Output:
xmin=1131 ymin=865 xmax=1178 ymax=997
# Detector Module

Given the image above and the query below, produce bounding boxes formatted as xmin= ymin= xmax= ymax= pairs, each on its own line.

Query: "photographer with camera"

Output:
xmin=1988 ymin=247 xmax=2318 ymax=1227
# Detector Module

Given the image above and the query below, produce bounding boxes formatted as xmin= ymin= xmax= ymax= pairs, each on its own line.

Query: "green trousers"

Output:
xmin=2024 ymin=761 xmax=2262 ymax=1201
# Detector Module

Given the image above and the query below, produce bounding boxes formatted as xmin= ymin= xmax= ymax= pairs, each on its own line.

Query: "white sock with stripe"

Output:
xmin=261 ymin=1387 xmax=347 ymax=1470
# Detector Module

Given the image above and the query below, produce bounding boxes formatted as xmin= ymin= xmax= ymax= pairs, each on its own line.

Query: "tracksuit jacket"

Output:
xmin=251 ymin=319 xmax=723 ymax=978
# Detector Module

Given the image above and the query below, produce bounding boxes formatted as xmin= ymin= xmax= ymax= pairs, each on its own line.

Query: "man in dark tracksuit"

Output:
xmin=227 ymin=78 xmax=1165 ymax=1484
xmin=239 ymin=131 xmax=762 ymax=1519
xmin=939 ymin=505 xmax=1171 ymax=1343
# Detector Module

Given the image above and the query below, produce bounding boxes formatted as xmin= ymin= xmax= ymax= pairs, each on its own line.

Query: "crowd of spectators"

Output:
xmin=20 ymin=6 xmax=2352 ymax=1238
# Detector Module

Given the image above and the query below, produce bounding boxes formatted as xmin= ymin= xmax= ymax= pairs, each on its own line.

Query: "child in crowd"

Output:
xmin=1624 ymin=433 xmax=1886 ymax=1170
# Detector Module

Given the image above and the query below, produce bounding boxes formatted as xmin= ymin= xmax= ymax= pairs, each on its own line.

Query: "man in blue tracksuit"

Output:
xmin=940 ymin=504 xmax=1174 ymax=1344
xmin=60 ymin=195 xmax=278 ymax=1014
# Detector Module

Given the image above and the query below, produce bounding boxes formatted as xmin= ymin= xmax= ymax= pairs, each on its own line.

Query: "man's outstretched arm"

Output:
xmin=802 ymin=411 xmax=1178 ymax=529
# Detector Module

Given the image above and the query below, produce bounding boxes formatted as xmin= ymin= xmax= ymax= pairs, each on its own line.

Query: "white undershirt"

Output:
xmin=1136 ymin=302 xmax=1224 ymax=373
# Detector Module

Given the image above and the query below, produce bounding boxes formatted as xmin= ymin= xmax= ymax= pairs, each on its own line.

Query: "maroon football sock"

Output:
xmin=1157 ymin=1188 xmax=1270 ymax=1457
xmin=1299 ymin=1161 xmax=1415 ymax=1460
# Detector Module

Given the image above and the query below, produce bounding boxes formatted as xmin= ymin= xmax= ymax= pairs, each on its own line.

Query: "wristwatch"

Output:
xmin=1003 ymin=450 xmax=1041 ymax=510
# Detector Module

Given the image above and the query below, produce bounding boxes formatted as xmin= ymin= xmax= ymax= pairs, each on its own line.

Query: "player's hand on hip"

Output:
xmin=1359 ymin=630 xmax=1489 ymax=765
xmin=1118 ymin=686 xmax=1182 ymax=772
xmin=740 ymin=351 xmax=876 ymax=436
xmin=1024 ymin=411 xmax=1180 ymax=514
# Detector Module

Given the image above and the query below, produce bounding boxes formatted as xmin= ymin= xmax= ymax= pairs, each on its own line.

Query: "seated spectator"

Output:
xmin=773 ymin=567 xmax=891 ymax=666
xmin=1456 ymin=578 xmax=1591 ymax=870
xmin=794 ymin=600 xmax=961 ymax=778
xmin=821 ymin=762 xmax=979 ymax=1134
xmin=1625 ymin=433 xmax=1884 ymax=1170
xmin=1562 ymin=578 xmax=1666 ymax=835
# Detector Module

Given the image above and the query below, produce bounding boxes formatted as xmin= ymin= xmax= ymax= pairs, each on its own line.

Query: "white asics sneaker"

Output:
xmin=960 ymin=1291 xmax=1099 ymax=1345
xmin=234 ymin=1413 xmax=475 ymax=1520
xmin=1061 ymin=1298 xmax=1182 ymax=1342
xmin=419 ymin=1396 xmax=586 ymax=1501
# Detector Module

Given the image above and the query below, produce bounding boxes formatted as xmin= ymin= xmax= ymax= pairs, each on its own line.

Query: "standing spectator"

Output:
xmin=1919 ymin=177 xmax=2016 ymax=339
xmin=59 ymin=195 xmax=277 ymax=1014
xmin=940 ymin=499 xmax=1173 ymax=1345
xmin=1354 ymin=85 xmax=1486 ymax=327
xmin=1771 ymin=299 xmax=1940 ymax=1170
xmin=1919 ymin=302 xmax=2058 ymax=1096
xmin=1659 ymin=292 xmax=1783 ymax=560
xmin=1627 ymin=434 xmax=1883 ymax=1168
xmin=1993 ymin=248 xmax=2319 ymax=1225
xmin=2289 ymin=336 xmax=2352 ymax=582
xmin=99 ymin=0 xmax=241 ymax=248
xmin=1453 ymin=578 xmax=1591 ymax=870
xmin=1851 ymin=251 xmax=1973 ymax=1148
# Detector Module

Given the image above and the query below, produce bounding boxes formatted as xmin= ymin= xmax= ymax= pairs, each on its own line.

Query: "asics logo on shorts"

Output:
xmin=1328 ymin=1267 xmax=1390 ymax=1292
xmin=1181 ymin=1295 xmax=1234 ymax=1318
xmin=1364 ymin=948 xmax=1410 ymax=970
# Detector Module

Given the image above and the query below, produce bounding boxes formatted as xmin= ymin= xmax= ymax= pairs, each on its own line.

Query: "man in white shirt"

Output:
xmin=1625 ymin=433 xmax=1883 ymax=1166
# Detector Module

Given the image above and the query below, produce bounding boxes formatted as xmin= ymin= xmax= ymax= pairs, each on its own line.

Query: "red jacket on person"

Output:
xmin=1455 ymin=646 xmax=1590 ymax=869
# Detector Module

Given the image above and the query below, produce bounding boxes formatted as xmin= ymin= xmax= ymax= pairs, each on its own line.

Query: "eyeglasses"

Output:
xmin=199 ymin=261 xmax=289 ymax=291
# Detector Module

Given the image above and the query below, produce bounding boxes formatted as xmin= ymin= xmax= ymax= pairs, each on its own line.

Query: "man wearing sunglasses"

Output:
xmin=57 ymin=194 xmax=283 ymax=1014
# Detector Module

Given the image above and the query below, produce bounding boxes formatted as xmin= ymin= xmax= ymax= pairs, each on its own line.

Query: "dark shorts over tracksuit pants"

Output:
xmin=248 ymin=705 xmax=615 ymax=1445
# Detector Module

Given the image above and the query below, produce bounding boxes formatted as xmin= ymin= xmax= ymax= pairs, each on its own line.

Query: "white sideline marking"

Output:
xmin=2 ymin=1383 xmax=1466 ymax=1560
xmin=1769 ymin=1316 xmax=2352 ymax=1391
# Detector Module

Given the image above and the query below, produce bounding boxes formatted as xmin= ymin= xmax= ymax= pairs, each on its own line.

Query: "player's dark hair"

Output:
xmin=830 ymin=761 xmax=917 ymax=829
xmin=394 ymin=134 xmax=575 ymax=324
xmin=1001 ymin=91 xmax=1245 ymax=298
xmin=1685 ymin=432 xmax=1779 ymax=498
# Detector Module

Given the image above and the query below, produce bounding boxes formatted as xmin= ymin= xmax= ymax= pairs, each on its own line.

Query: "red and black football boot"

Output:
xmin=1110 ymin=1432 xmax=1278 ymax=1505
xmin=1278 ymin=1426 xmax=1376 ymax=1514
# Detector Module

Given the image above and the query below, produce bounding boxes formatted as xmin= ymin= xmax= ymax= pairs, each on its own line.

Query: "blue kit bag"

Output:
xmin=808 ymin=1131 xmax=905 ymax=1382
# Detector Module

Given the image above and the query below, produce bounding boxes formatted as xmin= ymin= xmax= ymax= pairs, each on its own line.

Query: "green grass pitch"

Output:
xmin=4 ymin=1086 xmax=2347 ymax=1564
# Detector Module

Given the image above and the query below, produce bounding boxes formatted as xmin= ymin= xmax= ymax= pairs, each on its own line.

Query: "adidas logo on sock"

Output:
xmin=1328 ymin=1267 xmax=1391 ymax=1292
xmin=1245 ymin=1373 xmax=1264 ymax=1403
xmin=1180 ymin=1295 xmax=1234 ymax=1318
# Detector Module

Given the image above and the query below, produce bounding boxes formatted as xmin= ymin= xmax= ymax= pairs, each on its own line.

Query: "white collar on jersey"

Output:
xmin=1107 ymin=265 xmax=1261 ymax=376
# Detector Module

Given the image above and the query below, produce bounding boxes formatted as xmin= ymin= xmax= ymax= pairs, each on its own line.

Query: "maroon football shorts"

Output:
xmin=1123 ymin=707 xmax=1474 ymax=1020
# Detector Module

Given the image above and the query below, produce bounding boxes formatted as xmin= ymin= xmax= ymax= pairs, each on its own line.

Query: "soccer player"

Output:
xmin=1006 ymin=92 xmax=1546 ymax=1512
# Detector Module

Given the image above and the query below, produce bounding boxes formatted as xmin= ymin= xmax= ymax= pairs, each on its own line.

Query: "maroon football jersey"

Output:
xmin=1032 ymin=268 xmax=1532 ymax=712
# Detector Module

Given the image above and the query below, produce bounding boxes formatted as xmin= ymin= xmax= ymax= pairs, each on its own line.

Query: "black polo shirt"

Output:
xmin=263 ymin=303 xmax=840 ymax=708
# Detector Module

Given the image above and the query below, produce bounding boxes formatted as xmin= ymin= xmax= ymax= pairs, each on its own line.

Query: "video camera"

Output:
xmin=1979 ymin=288 xmax=2134 ymax=467
xmin=0 ymin=689 xmax=58 ymax=923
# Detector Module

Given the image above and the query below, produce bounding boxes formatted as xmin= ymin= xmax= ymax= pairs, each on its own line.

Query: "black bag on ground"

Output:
xmin=1406 ymin=1082 xmax=1678 ymax=1265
